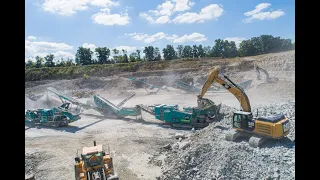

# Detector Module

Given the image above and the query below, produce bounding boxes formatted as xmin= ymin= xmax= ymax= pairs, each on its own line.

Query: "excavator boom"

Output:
xmin=256 ymin=65 xmax=270 ymax=81
xmin=199 ymin=67 xmax=252 ymax=112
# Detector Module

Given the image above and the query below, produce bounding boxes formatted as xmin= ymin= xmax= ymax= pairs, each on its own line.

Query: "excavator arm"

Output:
xmin=256 ymin=65 xmax=270 ymax=81
xmin=198 ymin=67 xmax=252 ymax=112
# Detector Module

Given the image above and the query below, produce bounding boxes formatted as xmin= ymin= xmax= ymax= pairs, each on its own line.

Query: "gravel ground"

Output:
xmin=157 ymin=101 xmax=295 ymax=180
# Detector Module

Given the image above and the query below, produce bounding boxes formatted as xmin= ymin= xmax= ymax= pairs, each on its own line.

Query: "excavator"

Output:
xmin=255 ymin=65 xmax=279 ymax=83
xmin=198 ymin=66 xmax=290 ymax=147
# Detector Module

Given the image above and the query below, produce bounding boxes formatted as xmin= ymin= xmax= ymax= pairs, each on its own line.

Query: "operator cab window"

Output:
xmin=233 ymin=114 xmax=241 ymax=122
xmin=233 ymin=113 xmax=242 ymax=128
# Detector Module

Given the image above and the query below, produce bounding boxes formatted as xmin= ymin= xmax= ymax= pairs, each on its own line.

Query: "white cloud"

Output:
xmin=139 ymin=0 xmax=195 ymax=24
xmin=244 ymin=3 xmax=271 ymax=16
xmin=82 ymin=43 xmax=97 ymax=51
xmin=25 ymin=51 xmax=75 ymax=62
xmin=243 ymin=3 xmax=285 ymax=23
xmin=53 ymin=51 xmax=75 ymax=60
xmin=174 ymin=0 xmax=194 ymax=11
xmin=172 ymin=4 xmax=223 ymax=24
xmin=27 ymin=36 xmax=37 ymax=40
xmin=125 ymin=32 xmax=167 ymax=43
xmin=150 ymin=0 xmax=175 ymax=16
xmin=41 ymin=0 xmax=119 ymax=16
xmin=156 ymin=16 xmax=170 ymax=24
xmin=25 ymin=36 xmax=74 ymax=61
xmin=166 ymin=34 xmax=179 ymax=40
xmin=144 ymin=32 xmax=167 ymax=43
xmin=224 ymin=37 xmax=247 ymax=47
xmin=172 ymin=33 xmax=207 ymax=43
xmin=90 ymin=0 xmax=119 ymax=7
xmin=127 ymin=33 xmax=149 ymax=41
xmin=114 ymin=46 xmax=137 ymax=53
xmin=25 ymin=40 xmax=73 ymax=54
xmin=42 ymin=0 xmax=88 ymax=16
xmin=92 ymin=9 xmax=130 ymax=25
xmin=126 ymin=32 xmax=207 ymax=44
xmin=139 ymin=12 xmax=155 ymax=23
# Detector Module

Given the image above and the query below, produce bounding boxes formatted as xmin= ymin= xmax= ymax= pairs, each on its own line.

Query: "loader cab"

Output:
xmin=82 ymin=144 xmax=104 ymax=168
xmin=232 ymin=111 xmax=254 ymax=131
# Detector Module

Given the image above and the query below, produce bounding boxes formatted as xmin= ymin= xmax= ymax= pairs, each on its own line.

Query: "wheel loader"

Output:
xmin=74 ymin=141 xmax=119 ymax=180
xmin=199 ymin=66 xmax=290 ymax=147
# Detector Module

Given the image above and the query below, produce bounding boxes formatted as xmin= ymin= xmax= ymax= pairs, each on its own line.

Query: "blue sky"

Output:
xmin=25 ymin=0 xmax=295 ymax=61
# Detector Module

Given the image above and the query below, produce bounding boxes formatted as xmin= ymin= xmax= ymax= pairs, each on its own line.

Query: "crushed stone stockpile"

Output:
xmin=156 ymin=101 xmax=295 ymax=180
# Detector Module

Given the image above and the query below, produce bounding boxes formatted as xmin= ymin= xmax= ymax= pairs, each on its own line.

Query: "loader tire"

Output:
xmin=74 ymin=165 xmax=79 ymax=180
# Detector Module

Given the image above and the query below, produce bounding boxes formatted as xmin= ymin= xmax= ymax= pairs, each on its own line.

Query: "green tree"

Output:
xmin=65 ymin=59 xmax=75 ymax=66
xmin=192 ymin=45 xmax=199 ymax=58
xmin=227 ymin=41 xmax=238 ymax=57
xmin=280 ymin=38 xmax=294 ymax=51
xmin=121 ymin=49 xmax=129 ymax=63
xmin=25 ymin=60 xmax=35 ymax=68
xmin=221 ymin=40 xmax=238 ymax=58
xmin=154 ymin=47 xmax=161 ymax=61
xmin=75 ymin=47 xmax=93 ymax=65
xmin=136 ymin=49 xmax=141 ymax=61
xmin=197 ymin=45 xmax=205 ymax=58
xmin=250 ymin=37 xmax=263 ymax=55
xmin=95 ymin=47 xmax=110 ymax=64
xmin=143 ymin=46 xmax=155 ymax=61
xmin=182 ymin=45 xmax=193 ymax=58
xmin=237 ymin=35 xmax=294 ymax=56
xmin=112 ymin=49 xmax=120 ymax=62
xmin=176 ymin=45 xmax=184 ymax=58
xmin=44 ymin=54 xmax=55 ymax=67
xmin=238 ymin=40 xmax=255 ymax=57
xmin=56 ymin=60 xmax=66 ymax=67
xmin=129 ymin=53 xmax=136 ymax=62
xmin=212 ymin=39 xmax=225 ymax=58
xmin=203 ymin=46 xmax=212 ymax=57
xmin=35 ymin=56 xmax=44 ymax=68
xmin=259 ymin=35 xmax=274 ymax=53
xmin=163 ymin=45 xmax=176 ymax=60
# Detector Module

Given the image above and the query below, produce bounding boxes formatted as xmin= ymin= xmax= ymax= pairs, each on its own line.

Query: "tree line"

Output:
xmin=25 ymin=34 xmax=294 ymax=68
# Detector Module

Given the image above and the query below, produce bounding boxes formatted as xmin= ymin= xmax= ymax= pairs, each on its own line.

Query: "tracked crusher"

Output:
xmin=136 ymin=98 xmax=221 ymax=129
xmin=25 ymin=103 xmax=81 ymax=127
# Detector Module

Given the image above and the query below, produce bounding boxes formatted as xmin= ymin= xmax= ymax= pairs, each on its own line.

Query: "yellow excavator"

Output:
xmin=198 ymin=66 xmax=290 ymax=147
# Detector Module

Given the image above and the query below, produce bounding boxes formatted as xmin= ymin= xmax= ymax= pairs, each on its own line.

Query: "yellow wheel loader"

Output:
xmin=74 ymin=141 xmax=119 ymax=180
xmin=199 ymin=67 xmax=290 ymax=147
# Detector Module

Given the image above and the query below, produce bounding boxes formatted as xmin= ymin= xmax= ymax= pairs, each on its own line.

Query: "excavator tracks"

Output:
xmin=248 ymin=136 xmax=268 ymax=148
xmin=225 ymin=129 xmax=243 ymax=141
xmin=225 ymin=130 xmax=268 ymax=148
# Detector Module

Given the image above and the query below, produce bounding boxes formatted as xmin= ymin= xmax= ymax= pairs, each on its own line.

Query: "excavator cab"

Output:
xmin=232 ymin=111 xmax=255 ymax=131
